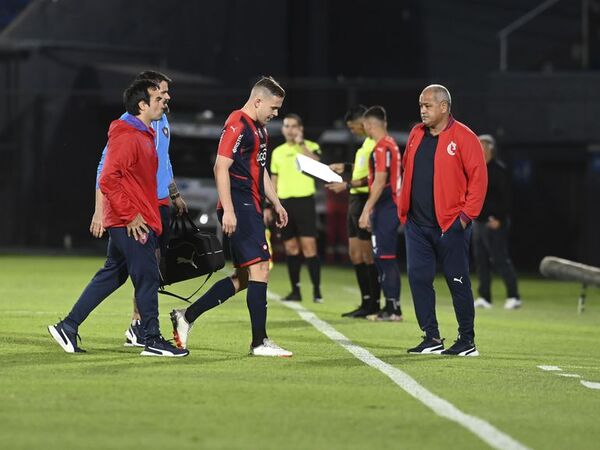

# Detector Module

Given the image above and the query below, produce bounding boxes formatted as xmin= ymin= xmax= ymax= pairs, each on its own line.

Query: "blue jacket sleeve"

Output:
xmin=95 ymin=144 xmax=108 ymax=189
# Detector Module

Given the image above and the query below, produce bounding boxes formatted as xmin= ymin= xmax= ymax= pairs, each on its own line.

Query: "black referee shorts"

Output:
xmin=280 ymin=196 xmax=317 ymax=241
xmin=347 ymin=193 xmax=371 ymax=240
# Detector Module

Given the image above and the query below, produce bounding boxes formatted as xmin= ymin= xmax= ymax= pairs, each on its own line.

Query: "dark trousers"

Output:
xmin=66 ymin=227 xmax=161 ymax=340
xmin=405 ymin=217 xmax=475 ymax=341
xmin=472 ymin=221 xmax=519 ymax=302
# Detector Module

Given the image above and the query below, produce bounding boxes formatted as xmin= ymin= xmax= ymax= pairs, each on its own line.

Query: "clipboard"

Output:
xmin=296 ymin=154 xmax=343 ymax=183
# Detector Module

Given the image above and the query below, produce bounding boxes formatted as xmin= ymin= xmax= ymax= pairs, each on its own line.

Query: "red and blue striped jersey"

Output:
xmin=216 ymin=110 xmax=269 ymax=213
xmin=368 ymin=135 xmax=401 ymax=205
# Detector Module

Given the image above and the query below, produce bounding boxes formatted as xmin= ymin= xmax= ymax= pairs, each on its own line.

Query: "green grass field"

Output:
xmin=1 ymin=255 xmax=599 ymax=450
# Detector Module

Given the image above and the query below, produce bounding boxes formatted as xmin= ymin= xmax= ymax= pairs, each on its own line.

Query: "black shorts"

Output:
xmin=280 ymin=196 xmax=317 ymax=241
xmin=347 ymin=193 xmax=371 ymax=240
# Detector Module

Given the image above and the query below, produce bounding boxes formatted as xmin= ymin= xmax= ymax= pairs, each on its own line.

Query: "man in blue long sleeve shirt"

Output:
xmin=90 ymin=71 xmax=187 ymax=347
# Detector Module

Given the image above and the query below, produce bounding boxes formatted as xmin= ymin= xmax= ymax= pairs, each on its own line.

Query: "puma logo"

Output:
xmin=177 ymin=254 xmax=198 ymax=269
xmin=230 ymin=125 xmax=238 ymax=133
xmin=453 ymin=276 xmax=463 ymax=284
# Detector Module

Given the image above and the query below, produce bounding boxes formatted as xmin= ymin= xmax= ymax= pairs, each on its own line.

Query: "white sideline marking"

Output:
xmin=270 ymin=291 xmax=531 ymax=450
xmin=557 ymin=374 xmax=581 ymax=378
xmin=537 ymin=365 xmax=562 ymax=371
xmin=581 ymin=380 xmax=600 ymax=390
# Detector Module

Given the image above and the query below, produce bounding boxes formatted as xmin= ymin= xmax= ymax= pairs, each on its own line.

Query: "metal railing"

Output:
xmin=498 ymin=0 xmax=589 ymax=71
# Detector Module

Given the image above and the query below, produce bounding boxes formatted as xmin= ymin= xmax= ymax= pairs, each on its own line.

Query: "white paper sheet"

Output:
xmin=296 ymin=154 xmax=343 ymax=183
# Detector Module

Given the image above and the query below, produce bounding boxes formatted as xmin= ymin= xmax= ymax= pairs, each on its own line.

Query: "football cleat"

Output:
xmin=504 ymin=298 xmax=522 ymax=310
xmin=170 ymin=309 xmax=194 ymax=349
xmin=474 ymin=298 xmax=492 ymax=309
xmin=249 ymin=338 xmax=293 ymax=357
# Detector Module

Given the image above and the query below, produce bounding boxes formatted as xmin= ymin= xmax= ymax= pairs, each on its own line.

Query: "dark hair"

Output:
xmin=344 ymin=105 xmax=367 ymax=122
xmin=135 ymin=70 xmax=172 ymax=84
xmin=123 ymin=79 xmax=159 ymax=115
xmin=364 ymin=105 xmax=387 ymax=122
xmin=253 ymin=76 xmax=285 ymax=98
xmin=284 ymin=113 xmax=303 ymax=127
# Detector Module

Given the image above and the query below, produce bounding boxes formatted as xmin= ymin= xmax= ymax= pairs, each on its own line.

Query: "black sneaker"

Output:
xmin=342 ymin=303 xmax=380 ymax=318
xmin=366 ymin=310 xmax=403 ymax=322
xmin=440 ymin=338 xmax=479 ymax=357
xmin=124 ymin=320 xmax=145 ymax=347
xmin=141 ymin=336 xmax=189 ymax=357
xmin=407 ymin=336 xmax=444 ymax=354
xmin=283 ymin=291 xmax=302 ymax=301
xmin=341 ymin=306 xmax=364 ymax=317
xmin=48 ymin=320 xmax=86 ymax=353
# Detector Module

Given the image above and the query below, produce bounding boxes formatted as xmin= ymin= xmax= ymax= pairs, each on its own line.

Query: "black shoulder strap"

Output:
xmin=158 ymin=272 xmax=214 ymax=303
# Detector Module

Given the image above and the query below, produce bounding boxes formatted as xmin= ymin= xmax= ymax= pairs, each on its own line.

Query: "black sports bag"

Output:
xmin=159 ymin=213 xmax=225 ymax=302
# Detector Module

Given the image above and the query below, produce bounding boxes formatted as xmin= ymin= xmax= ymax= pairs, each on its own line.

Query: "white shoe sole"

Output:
xmin=250 ymin=352 xmax=293 ymax=357
xmin=249 ymin=347 xmax=293 ymax=357
xmin=408 ymin=345 xmax=444 ymax=355
xmin=48 ymin=325 xmax=75 ymax=353
xmin=442 ymin=349 xmax=480 ymax=357
xmin=140 ymin=348 xmax=189 ymax=357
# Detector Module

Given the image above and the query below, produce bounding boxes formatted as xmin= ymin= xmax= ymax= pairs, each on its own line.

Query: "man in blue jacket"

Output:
xmin=90 ymin=71 xmax=187 ymax=348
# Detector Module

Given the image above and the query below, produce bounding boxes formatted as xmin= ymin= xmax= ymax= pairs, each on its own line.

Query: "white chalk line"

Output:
xmin=537 ymin=365 xmax=600 ymax=390
xmin=269 ymin=290 xmax=531 ymax=450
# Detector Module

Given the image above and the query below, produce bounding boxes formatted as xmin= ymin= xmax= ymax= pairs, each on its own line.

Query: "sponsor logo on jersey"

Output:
xmin=232 ymin=133 xmax=243 ymax=154
xmin=256 ymin=143 xmax=268 ymax=166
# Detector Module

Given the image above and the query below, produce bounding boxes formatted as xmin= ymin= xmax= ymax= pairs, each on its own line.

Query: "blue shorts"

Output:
xmin=371 ymin=199 xmax=399 ymax=259
xmin=218 ymin=203 xmax=270 ymax=268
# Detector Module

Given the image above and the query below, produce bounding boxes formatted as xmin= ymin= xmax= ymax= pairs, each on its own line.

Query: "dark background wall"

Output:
xmin=1 ymin=0 xmax=599 ymax=269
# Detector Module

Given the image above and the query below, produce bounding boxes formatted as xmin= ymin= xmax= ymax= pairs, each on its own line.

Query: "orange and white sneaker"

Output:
xmin=169 ymin=309 xmax=194 ymax=349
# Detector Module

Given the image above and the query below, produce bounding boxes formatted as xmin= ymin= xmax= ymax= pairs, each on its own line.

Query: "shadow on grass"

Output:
xmin=0 ymin=331 xmax=252 ymax=371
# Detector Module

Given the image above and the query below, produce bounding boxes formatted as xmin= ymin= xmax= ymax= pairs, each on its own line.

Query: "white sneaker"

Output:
xmin=504 ymin=298 xmax=522 ymax=310
xmin=474 ymin=298 xmax=492 ymax=309
xmin=249 ymin=338 xmax=293 ymax=357
xmin=169 ymin=309 xmax=193 ymax=349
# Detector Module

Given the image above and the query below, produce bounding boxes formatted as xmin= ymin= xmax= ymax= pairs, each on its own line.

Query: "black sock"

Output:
xmin=306 ymin=256 xmax=321 ymax=295
xmin=286 ymin=254 xmax=301 ymax=293
xmin=367 ymin=263 xmax=381 ymax=308
xmin=184 ymin=277 xmax=236 ymax=324
xmin=247 ymin=281 xmax=268 ymax=347
xmin=353 ymin=263 xmax=371 ymax=307
xmin=375 ymin=258 xmax=401 ymax=314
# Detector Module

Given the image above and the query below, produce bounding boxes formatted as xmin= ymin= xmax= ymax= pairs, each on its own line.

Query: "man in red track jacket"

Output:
xmin=48 ymin=80 xmax=187 ymax=357
xmin=399 ymin=84 xmax=487 ymax=357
